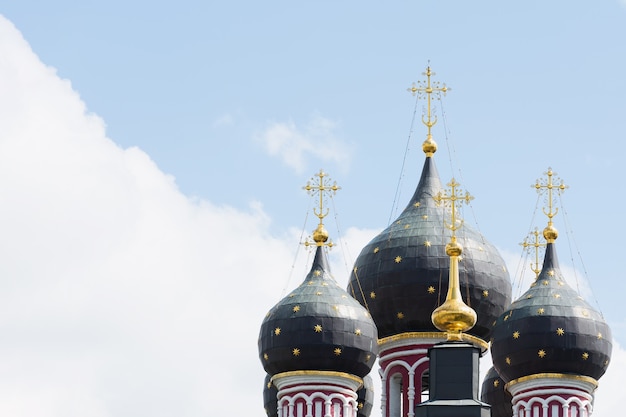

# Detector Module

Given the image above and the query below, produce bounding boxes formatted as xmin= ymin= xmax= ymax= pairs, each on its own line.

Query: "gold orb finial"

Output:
xmin=422 ymin=134 xmax=438 ymax=157
xmin=543 ymin=224 xmax=559 ymax=243
xmin=312 ymin=224 xmax=329 ymax=244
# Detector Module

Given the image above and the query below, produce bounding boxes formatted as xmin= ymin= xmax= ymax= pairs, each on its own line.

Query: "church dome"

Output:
xmin=480 ymin=366 xmax=512 ymax=417
xmin=263 ymin=374 xmax=278 ymax=417
xmin=259 ymin=246 xmax=378 ymax=378
xmin=356 ymin=375 xmax=375 ymax=417
xmin=347 ymin=156 xmax=512 ymax=340
xmin=491 ymin=242 xmax=612 ymax=383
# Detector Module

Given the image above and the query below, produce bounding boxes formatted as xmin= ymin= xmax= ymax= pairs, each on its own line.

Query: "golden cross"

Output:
xmin=433 ymin=178 xmax=473 ymax=236
xmin=303 ymin=170 xmax=341 ymax=247
xmin=407 ymin=66 xmax=450 ymax=138
xmin=533 ymin=168 xmax=568 ymax=227
xmin=520 ymin=228 xmax=546 ymax=279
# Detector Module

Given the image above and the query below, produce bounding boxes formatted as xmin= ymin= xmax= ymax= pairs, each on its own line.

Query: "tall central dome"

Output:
xmin=347 ymin=68 xmax=511 ymax=342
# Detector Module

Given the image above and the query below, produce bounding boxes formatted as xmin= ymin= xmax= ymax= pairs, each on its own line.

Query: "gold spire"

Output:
xmin=533 ymin=168 xmax=568 ymax=243
xmin=521 ymin=228 xmax=546 ymax=279
xmin=431 ymin=178 xmax=477 ymax=340
xmin=303 ymin=169 xmax=341 ymax=247
xmin=408 ymin=66 xmax=449 ymax=157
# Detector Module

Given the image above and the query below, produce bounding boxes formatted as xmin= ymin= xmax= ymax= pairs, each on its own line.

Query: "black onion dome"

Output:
xmin=259 ymin=246 xmax=378 ymax=378
xmin=480 ymin=366 xmax=512 ymax=417
xmin=356 ymin=375 xmax=375 ymax=417
xmin=491 ymin=243 xmax=612 ymax=383
xmin=347 ymin=157 xmax=511 ymax=340
xmin=263 ymin=374 xmax=278 ymax=417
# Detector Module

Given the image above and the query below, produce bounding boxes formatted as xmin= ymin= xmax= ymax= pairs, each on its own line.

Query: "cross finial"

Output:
xmin=303 ymin=169 xmax=341 ymax=247
xmin=521 ymin=228 xmax=546 ymax=279
xmin=431 ymin=177 xmax=477 ymax=340
xmin=407 ymin=66 xmax=450 ymax=156
xmin=433 ymin=178 xmax=473 ymax=238
xmin=533 ymin=168 xmax=568 ymax=243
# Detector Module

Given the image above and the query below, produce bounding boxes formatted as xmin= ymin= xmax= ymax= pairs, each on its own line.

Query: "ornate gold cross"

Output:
xmin=533 ymin=168 xmax=568 ymax=242
xmin=303 ymin=169 xmax=341 ymax=247
xmin=433 ymin=178 xmax=473 ymax=237
xmin=521 ymin=228 xmax=546 ymax=279
xmin=407 ymin=66 xmax=450 ymax=137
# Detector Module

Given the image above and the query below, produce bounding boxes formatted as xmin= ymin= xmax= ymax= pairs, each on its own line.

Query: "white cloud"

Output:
xmin=256 ymin=115 xmax=354 ymax=174
xmin=0 ymin=14 xmax=622 ymax=417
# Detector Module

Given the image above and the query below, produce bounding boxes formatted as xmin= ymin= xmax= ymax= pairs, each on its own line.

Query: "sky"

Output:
xmin=0 ymin=1 xmax=625 ymax=416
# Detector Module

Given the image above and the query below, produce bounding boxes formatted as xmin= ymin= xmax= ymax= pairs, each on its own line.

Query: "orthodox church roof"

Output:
xmin=258 ymin=171 xmax=378 ymax=379
xmin=347 ymin=154 xmax=511 ymax=340
xmin=491 ymin=242 xmax=612 ymax=383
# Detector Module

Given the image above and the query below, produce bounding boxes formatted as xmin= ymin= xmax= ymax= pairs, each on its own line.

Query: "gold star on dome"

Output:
xmin=374 ymin=247 xmax=379 ymax=253
xmin=424 ymin=240 xmax=431 ymax=247
xmin=274 ymin=328 xmax=281 ymax=336
xmin=582 ymin=309 xmax=589 ymax=317
xmin=308 ymin=281 xmax=314 ymax=286
xmin=355 ymin=329 xmax=362 ymax=336
xmin=314 ymin=324 xmax=322 ymax=333
xmin=598 ymin=333 xmax=603 ymax=340
xmin=547 ymin=270 xmax=555 ymax=277
xmin=292 ymin=348 xmax=300 ymax=356
xmin=395 ymin=256 xmax=402 ymax=263
xmin=506 ymin=357 xmax=511 ymax=365
xmin=503 ymin=315 xmax=509 ymax=321
xmin=397 ymin=312 xmax=405 ymax=319
xmin=554 ymin=293 xmax=561 ymax=299
xmin=605 ymin=360 xmax=609 ymax=366
xmin=537 ymin=308 xmax=545 ymax=315
xmin=531 ymin=282 xmax=537 ymax=287
xmin=370 ymin=291 xmax=376 ymax=299
xmin=358 ymin=402 xmax=364 ymax=410
xmin=538 ymin=350 xmax=546 ymax=358
xmin=558 ymin=281 xmax=564 ymax=286
xmin=316 ymin=291 xmax=322 ymax=296
xmin=428 ymin=286 xmax=436 ymax=294
xmin=527 ymin=295 xmax=532 ymax=299
xmin=293 ymin=305 xmax=300 ymax=313
xmin=556 ymin=328 xmax=565 ymax=336
xmin=413 ymin=201 xmax=421 ymax=207
xmin=479 ymin=246 xmax=484 ymax=252
xmin=365 ymin=354 xmax=371 ymax=361
xmin=322 ymin=282 xmax=328 ymax=287
xmin=313 ymin=270 xmax=321 ymax=276
xmin=422 ymin=215 xmax=428 ymax=220
xmin=332 ymin=305 xmax=339 ymax=311
xmin=483 ymin=290 xmax=489 ymax=297
xmin=334 ymin=348 xmax=342 ymax=356
xmin=513 ymin=331 xmax=520 ymax=339
xmin=502 ymin=266 xmax=507 ymax=272
xmin=493 ymin=380 xmax=500 ymax=387
xmin=582 ymin=352 xmax=589 ymax=360
xmin=542 ymin=280 xmax=549 ymax=286
xmin=263 ymin=353 xmax=269 ymax=360
xmin=404 ymin=224 xmax=410 ymax=229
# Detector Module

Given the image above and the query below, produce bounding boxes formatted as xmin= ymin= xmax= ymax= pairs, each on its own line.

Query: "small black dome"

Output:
xmin=491 ymin=243 xmax=612 ymax=383
xmin=480 ymin=366 xmax=512 ymax=417
xmin=259 ymin=246 xmax=378 ymax=377
xmin=357 ymin=375 xmax=375 ymax=417
xmin=263 ymin=374 xmax=278 ymax=417
xmin=347 ymin=157 xmax=511 ymax=340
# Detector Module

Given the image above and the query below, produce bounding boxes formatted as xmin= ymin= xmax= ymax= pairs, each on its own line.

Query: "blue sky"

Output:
xmin=0 ymin=1 xmax=625 ymax=416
